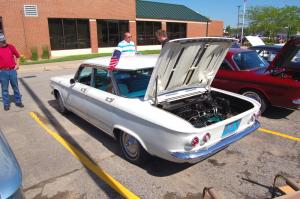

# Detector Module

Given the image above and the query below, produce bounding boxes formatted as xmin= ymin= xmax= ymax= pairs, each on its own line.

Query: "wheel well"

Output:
xmin=113 ymin=128 xmax=147 ymax=151
xmin=113 ymin=128 xmax=122 ymax=140
xmin=53 ymin=89 xmax=59 ymax=99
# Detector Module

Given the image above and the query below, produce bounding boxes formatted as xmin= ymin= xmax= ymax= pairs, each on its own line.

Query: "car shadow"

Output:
xmin=143 ymin=157 xmax=193 ymax=177
xmin=19 ymin=78 xmax=120 ymax=198
xmin=262 ymin=106 xmax=294 ymax=119
xmin=48 ymin=99 xmax=193 ymax=176
xmin=48 ymin=99 xmax=121 ymax=156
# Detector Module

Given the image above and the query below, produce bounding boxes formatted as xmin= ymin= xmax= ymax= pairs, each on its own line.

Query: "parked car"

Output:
xmin=50 ymin=38 xmax=260 ymax=164
xmin=213 ymin=36 xmax=300 ymax=113
xmin=249 ymin=45 xmax=282 ymax=63
xmin=0 ymin=129 xmax=23 ymax=199
xmin=249 ymin=44 xmax=300 ymax=63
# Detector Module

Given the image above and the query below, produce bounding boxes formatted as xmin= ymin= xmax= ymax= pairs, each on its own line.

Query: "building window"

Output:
xmin=167 ymin=22 xmax=186 ymax=40
xmin=48 ymin=18 xmax=90 ymax=50
xmin=97 ymin=20 xmax=129 ymax=47
xmin=137 ymin=21 xmax=161 ymax=45
xmin=0 ymin=17 xmax=3 ymax=33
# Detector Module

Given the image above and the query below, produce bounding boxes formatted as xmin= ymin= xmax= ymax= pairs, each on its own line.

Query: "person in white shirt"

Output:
xmin=116 ymin=32 xmax=137 ymax=56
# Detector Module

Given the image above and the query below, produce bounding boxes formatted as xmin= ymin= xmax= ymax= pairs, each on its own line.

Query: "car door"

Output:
xmin=83 ymin=68 xmax=117 ymax=134
xmin=66 ymin=66 xmax=92 ymax=119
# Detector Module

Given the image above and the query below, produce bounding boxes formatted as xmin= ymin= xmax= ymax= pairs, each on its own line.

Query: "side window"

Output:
xmin=93 ymin=68 xmax=114 ymax=93
xmin=77 ymin=67 xmax=92 ymax=85
xmin=220 ymin=61 xmax=233 ymax=71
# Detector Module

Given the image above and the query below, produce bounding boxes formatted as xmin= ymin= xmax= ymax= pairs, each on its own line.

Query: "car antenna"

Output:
xmin=154 ymin=76 xmax=158 ymax=106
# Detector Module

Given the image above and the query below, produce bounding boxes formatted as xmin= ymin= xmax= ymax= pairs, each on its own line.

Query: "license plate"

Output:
xmin=222 ymin=120 xmax=241 ymax=138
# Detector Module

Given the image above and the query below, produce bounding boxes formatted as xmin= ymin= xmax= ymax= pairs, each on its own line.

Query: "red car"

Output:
xmin=213 ymin=37 xmax=300 ymax=112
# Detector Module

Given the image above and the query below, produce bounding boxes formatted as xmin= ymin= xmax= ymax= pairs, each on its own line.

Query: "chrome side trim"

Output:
xmin=292 ymin=99 xmax=300 ymax=105
xmin=171 ymin=121 xmax=260 ymax=163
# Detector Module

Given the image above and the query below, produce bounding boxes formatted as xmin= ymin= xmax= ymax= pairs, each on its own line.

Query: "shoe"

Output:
xmin=4 ymin=106 xmax=9 ymax=111
xmin=16 ymin=102 xmax=24 ymax=108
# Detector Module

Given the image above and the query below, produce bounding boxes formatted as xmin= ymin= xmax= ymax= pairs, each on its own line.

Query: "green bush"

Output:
xmin=19 ymin=55 xmax=27 ymax=64
xmin=30 ymin=47 xmax=38 ymax=61
xmin=263 ymin=38 xmax=275 ymax=45
xmin=42 ymin=45 xmax=50 ymax=59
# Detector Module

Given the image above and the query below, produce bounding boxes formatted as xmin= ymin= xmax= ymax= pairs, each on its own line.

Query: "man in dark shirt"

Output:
xmin=155 ymin=29 xmax=169 ymax=48
xmin=0 ymin=33 xmax=24 ymax=111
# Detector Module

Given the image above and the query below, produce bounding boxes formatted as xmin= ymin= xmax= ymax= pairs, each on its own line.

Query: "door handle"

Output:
xmin=105 ymin=97 xmax=115 ymax=103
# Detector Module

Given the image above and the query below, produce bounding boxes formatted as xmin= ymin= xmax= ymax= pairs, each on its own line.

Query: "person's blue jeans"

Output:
xmin=0 ymin=70 xmax=22 ymax=107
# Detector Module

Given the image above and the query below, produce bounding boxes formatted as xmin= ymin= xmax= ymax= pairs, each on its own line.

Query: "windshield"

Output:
xmin=233 ymin=51 xmax=269 ymax=70
xmin=113 ymin=68 xmax=153 ymax=98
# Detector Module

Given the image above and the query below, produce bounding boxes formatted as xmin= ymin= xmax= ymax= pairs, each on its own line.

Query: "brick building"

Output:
xmin=0 ymin=0 xmax=224 ymax=57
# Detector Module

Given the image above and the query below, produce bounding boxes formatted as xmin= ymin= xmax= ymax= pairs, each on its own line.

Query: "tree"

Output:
xmin=246 ymin=6 xmax=300 ymax=40
xmin=225 ymin=25 xmax=231 ymax=33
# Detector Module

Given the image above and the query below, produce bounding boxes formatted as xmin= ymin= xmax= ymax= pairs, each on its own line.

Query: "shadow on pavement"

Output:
xmin=241 ymin=177 xmax=283 ymax=198
xmin=48 ymin=99 xmax=193 ymax=177
xmin=19 ymin=78 xmax=120 ymax=198
xmin=262 ymin=106 xmax=294 ymax=119
xmin=48 ymin=99 xmax=121 ymax=156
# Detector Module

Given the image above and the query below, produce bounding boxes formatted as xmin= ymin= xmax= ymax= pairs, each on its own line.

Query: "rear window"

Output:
xmin=113 ymin=68 xmax=153 ymax=98
xmin=233 ymin=51 xmax=269 ymax=70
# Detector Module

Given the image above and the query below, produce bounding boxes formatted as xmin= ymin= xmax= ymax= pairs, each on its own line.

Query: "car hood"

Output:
xmin=267 ymin=37 xmax=300 ymax=71
xmin=144 ymin=37 xmax=235 ymax=101
xmin=0 ymin=130 xmax=22 ymax=199
xmin=246 ymin=36 xmax=265 ymax=46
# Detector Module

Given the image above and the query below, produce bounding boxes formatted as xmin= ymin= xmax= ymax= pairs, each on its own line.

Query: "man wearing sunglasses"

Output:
xmin=116 ymin=32 xmax=137 ymax=56
xmin=0 ymin=33 xmax=24 ymax=111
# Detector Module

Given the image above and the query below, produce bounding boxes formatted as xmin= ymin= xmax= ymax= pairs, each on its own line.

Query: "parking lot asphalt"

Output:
xmin=0 ymin=61 xmax=299 ymax=199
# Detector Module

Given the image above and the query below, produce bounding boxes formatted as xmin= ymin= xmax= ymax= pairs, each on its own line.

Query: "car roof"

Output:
xmin=228 ymin=47 xmax=251 ymax=53
xmin=82 ymin=54 xmax=159 ymax=70
xmin=249 ymin=45 xmax=282 ymax=51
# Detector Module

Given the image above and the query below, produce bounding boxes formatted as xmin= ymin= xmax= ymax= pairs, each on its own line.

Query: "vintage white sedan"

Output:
xmin=50 ymin=38 xmax=260 ymax=164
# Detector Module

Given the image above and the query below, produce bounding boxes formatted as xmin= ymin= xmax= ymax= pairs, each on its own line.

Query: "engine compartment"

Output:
xmin=159 ymin=91 xmax=254 ymax=128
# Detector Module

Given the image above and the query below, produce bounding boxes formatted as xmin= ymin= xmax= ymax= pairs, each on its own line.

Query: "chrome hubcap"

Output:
xmin=243 ymin=92 xmax=262 ymax=104
xmin=122 ymin=134 xmax=138 ymax=158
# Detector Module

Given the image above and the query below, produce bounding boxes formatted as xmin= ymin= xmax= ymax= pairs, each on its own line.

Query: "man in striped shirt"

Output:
xmin=116 ymin=32 xmax=137 ymax=56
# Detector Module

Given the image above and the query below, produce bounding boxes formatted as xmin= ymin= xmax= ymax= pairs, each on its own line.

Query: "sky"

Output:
xmin=149 ymin=0 xmax=300 ymax=27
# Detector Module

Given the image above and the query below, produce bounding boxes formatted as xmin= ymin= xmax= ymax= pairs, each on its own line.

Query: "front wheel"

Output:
xmin=242 ymin=90 xmax=267 ymax=113
xmin=119 ymin=132 xmax=149 ymax=164
xmin=56 ymin=92 xmax=68 ymax=114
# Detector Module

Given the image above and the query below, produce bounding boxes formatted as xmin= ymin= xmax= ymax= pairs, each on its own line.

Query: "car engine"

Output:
xmin=160 ymin=92 xmax=232 ymax=128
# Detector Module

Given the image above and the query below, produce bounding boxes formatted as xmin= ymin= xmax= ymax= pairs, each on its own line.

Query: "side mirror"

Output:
xmin=70 ymin=78 xmax=75 ymax=84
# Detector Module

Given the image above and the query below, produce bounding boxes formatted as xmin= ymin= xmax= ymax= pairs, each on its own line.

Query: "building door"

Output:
xmin=0 ymin=17 xmax=3 ymax=33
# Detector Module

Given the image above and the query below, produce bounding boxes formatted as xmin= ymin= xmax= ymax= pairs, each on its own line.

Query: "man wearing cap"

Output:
xmin=0 ymin=33 xmax=24 ymax=111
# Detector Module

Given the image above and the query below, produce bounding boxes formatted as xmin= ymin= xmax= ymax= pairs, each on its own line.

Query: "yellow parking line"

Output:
xmin=29 ymin=112 xmax=140 ymax=199
xmin=258 ymin=128 xmax=300 ymax=142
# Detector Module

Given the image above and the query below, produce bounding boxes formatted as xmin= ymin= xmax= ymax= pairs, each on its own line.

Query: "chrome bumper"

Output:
xmin=170 ymin=121 xmax=260 ymax=163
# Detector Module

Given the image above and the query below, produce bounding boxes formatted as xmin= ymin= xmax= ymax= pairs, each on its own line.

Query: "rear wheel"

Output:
xmin=118 ymin=131 xmax=149 ymax=164
xmin=242 ymin=90 xmax=267 ymax=113
xmin=56 ymin=92 xmax=68 ymax=114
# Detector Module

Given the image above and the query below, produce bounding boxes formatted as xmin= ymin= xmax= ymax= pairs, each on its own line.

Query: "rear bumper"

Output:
xmin=170 ymin=121 xmax=260 ymax=163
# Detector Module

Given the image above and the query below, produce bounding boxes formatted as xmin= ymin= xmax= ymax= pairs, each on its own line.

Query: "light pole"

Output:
xmin=237 ymin=5 xmax=241 ymax=39
xmin=241 ymin=0 xmax=247 ymax=43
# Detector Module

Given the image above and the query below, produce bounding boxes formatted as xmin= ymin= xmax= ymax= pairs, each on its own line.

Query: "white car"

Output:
xmin=50 ymin=38 xmax=260 ymax=164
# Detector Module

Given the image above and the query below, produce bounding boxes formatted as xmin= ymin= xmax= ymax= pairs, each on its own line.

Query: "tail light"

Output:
xmin=255 ymin=111 xmax=261 ymax=119
xmin=191 ymin=136 xmax=199 ymax=146
xmin=248 ymin=111 xmax=260 ymax=124
xmin=202 ymin=133 xmax=211 ymax=143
